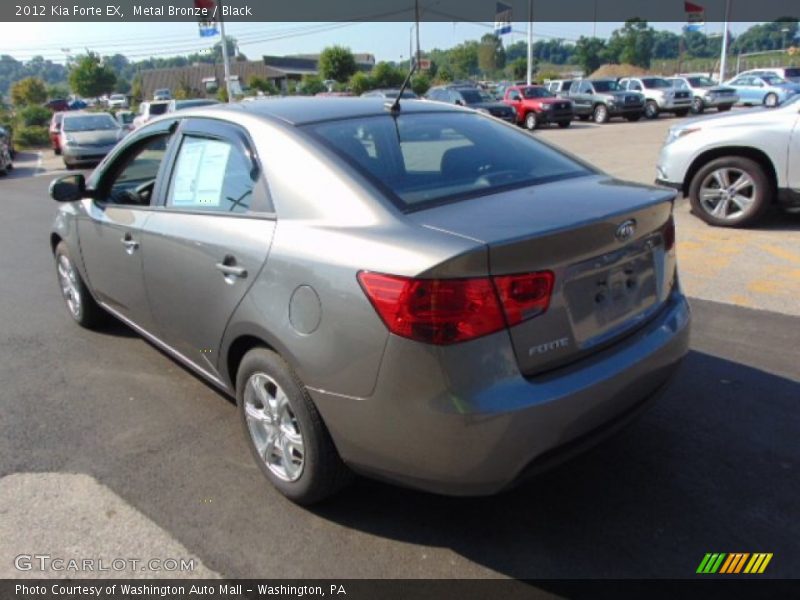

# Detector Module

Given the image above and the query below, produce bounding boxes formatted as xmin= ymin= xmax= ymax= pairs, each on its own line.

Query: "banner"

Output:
xmin=684 ymin=1 xmax=705 ymax=32
xmin=494 ymin=2 xmax=512 ymax=35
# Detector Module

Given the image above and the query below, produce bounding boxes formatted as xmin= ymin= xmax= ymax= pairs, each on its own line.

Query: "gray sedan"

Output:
xmin=49 ymin=98 xmax=690 ymax=504
xmin=59 ymin=112 xmax=124 ymax=169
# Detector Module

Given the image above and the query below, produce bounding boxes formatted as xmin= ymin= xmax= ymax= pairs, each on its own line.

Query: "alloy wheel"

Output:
xmin=57 ymin=254 xmax=82 ymax=319
xmin=243 ymin=372 xmax=305 ymax=482
xmin=698 ymin=167 xmax=757 ymax=221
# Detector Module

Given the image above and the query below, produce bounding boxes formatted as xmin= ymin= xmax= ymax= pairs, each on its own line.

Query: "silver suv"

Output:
xmin=666 ymin=76 xmax=738 ymax=114
xmin=656 ymin=94 xmax=800 ymax=227
xmin=620 ymin=77 xmax=692 ymax=119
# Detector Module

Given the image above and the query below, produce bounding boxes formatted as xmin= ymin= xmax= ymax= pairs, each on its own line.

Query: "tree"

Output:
xmin=299 ymin=75 xmax=326 ymax=96
xmin=574 ymin=37 xmax=607 ymax=75
xmin=46 ymin=83 xmax=70 ymax=100
xmin=318 ymin=46 xmax=357 ymax=83
xmin=11 ymin=77 xmax=47 ymax=106
xmin=348 ymin=71 xmax=373 ymax=95
xmin=606 ymin=19 xmax=654 ymax=68
xmin=114 ymin=78 xmax=131 ymax=94
xmin=130 ymin=74 xmax=143 ymax=103
xmin=68 ymin=52 xmax=116 ymax=98
xmin=411 ymin=73 xmax=431 ymax=96
xmin=507 ymin=57 xmax=530 ymax=80
xmin=435 ymin=65 xmax=454 ymax=82
xmin=371 ymin=62 xmax=405 ymax=88
xmin=248 ymin=75 xmax=278 ymax=95
xmin=478 ymin=34 xmax=506 ymax=75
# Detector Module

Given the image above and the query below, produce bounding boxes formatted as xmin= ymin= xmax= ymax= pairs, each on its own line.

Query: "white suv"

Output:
xmin=656 ymin=94 xmax=800 ymax=227
xmin=620 ymin=77 xmax=693 ymax=119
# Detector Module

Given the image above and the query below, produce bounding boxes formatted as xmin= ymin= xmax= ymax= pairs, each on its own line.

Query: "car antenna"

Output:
xmin=385 ymin=58 xmax=418 ymax=114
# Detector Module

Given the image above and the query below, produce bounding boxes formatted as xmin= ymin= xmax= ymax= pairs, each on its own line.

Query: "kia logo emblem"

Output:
xmin=615 ymin=219 xmax=637 ymax=242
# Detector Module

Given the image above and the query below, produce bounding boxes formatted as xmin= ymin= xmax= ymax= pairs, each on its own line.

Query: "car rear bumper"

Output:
xmin=311 ymin=289 xmax=691 ymax=496
xmin=62 ymin=146 xmax=116 ymax=163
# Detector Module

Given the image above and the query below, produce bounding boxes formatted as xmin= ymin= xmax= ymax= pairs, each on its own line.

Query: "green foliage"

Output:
xmin=605 ymin=19 xmax=654 ymax=68
xmin=19 ymin=105 xmax=51 ymax=127
xmin=348 ymin=71 xmax=373 ymax=95
xmin=130 ymin=75 xmax=143 ymax=103
xmin=216 ymin=87 xmax=229 ymax=103
xmin=371 ymin=62 xmax=405 ymax=88
xmin=174 ymin=78 xmax=201 ymax=100
xmin=410 ymin=73 xmax=431 ymax=96
xmin=537 ymin=69 xmax=563 ymax=83
xmin=114 ymin=78 xmax=131 ymax=94
xmin=449 ymin=41 xmax=480 ymax=79
xmin=46 ymin=83 xmax=70 ymax=100
xmin=435 ymin=65 xmax=454 ymax=83
xmin=574 ymin=37 xmax=607 ymax=75
xmin=11 ymin=77 xmax=47 ymax=106
xmin=15 ymin=125 xmax=49 ymax=147
xmin=68 ymin=52 xmax=116 ymax=98
xmin=507 ymin=57 xmax=530 ymax=80
xmin=248 ymin=75 xmax=278 ymax=95
xmin=318 ymin=46 xmax=357 ymax=82
xmin=478 ymin=34 xmax=506 ymax=74
xmin=299 ymin=75 xmax=327 ymax=96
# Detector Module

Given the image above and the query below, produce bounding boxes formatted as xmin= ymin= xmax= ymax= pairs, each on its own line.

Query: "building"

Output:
xmin=139 ymin=61 xmax=285 ymax=100
xmin=263 ymin=53 xmax=376 ymax=88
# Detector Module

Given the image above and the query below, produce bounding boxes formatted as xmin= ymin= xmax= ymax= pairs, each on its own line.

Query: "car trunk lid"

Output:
xmin=409 ymin=175 xmax=678 ymax=375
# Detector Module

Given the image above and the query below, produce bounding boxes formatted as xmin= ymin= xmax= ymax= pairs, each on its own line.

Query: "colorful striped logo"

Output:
xmin=696 ymin=553 xmax=773 ymax=574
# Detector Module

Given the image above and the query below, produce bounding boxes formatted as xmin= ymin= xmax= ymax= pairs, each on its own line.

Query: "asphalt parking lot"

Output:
xmin=1 ymin=115 xmax=798 ymax=581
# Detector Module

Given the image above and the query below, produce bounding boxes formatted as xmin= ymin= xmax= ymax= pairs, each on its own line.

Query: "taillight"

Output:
xmin=663 ymin=215 xmax=676 ymax=251
xmin=493 ymin=272 xmax=555 ymax=326
xmin=358 ymin=270 xmax=554 ymax=345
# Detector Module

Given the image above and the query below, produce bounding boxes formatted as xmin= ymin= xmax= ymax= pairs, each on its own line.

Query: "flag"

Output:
xmin=684 ymin=1 xmax=705 ymax=32
xmin=195 ymin=0 xmax=218 ymax=38
xmin=494 ymin=2 xmax=512 ymax=36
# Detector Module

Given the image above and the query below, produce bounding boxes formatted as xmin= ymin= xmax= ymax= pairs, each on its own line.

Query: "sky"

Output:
xmin=0 ymin=21 xmax=760 ymax=64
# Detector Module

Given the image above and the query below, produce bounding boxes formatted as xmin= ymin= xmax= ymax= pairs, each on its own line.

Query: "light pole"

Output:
xmin=526 ymin=0 xmax=534 ymax=85
xmin=782 ymin=27 xmax=790 ymax=51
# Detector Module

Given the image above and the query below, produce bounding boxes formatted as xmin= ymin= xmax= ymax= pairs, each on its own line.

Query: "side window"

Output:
xmin=104 ymin=135 xmax=171 ymax=206
xmin=508 ymin=90 xmax=521 ymax=101
xmin=629 ymin=81 xmax=643 ymax=91
xmin=167 ymin=135 xmax=254 ymax=214
xmin=580 ymin=81 xmax=592 ymax=94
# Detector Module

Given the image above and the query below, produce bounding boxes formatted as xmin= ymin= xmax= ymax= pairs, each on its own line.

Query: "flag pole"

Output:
xmin=526 ymin=0 xmax=533 ymax=85
xmin=719 ymin=0 xmax=731 ymax=82
xmin=217 ymin=0 xmax=233 ymax=103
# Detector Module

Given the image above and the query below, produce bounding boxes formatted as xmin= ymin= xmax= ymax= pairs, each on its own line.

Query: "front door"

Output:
xmin=141 ymin=119 xmax=275 ymax=378
xmin=77 ymin=131 xmax=175 ymax=331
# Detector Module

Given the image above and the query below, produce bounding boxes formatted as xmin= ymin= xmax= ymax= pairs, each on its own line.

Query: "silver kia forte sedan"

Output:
xmin=49 ymin=98 xmax=690 ymax=504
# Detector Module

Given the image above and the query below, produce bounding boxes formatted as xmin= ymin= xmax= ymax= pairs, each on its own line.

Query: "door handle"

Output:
xmin=215 ymin=256 xmax=247 ymax=280
xmin=121 ymin=235 xmax=139 ymax=253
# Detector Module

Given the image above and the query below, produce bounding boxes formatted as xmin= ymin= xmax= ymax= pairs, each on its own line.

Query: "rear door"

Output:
xmin=140 ymin=118 xmax=275 ymax=378
xmin=789 ymin=111 xmax=800 ymax=191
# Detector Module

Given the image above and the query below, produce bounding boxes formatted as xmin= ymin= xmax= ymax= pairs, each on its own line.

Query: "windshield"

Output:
xmin=149 ymin=103 xmax=169 ymax=115
xmin=592 ymin=80 xmax=621 ymax=92
xmin=522 ymin=87 xmax=555 ymax=99
xmin=62 ymin=115 xmax=119 ymax=132
xmin=687 ymin=77 xmax=715 ymax=88
xmin=641 ymin=78 xmax=672 ymax=89
xmin=457 ymin=89 xmax=485 ymax=104
xmin=305 ymin=112 xmax=590 ymax=211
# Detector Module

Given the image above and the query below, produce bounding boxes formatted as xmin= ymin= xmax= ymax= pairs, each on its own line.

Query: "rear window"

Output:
xmin=784 ymin=68 xmax=800 ymax=79
xmin=592 ymin=80 xmax=621 ymax=93
xmin=305 ymin=112 xmax=591 ymax=211
xmin=641 ymin=78 xmax=671 ymax=89
xmin=62 ymin=114 xmax=119 ymax=131
xmin=149 ymin=103 xmax=169 ymax=115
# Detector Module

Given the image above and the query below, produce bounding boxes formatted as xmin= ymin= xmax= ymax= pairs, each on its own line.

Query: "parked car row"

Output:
xmin=0 ymin=126 xmax=13 ymax=175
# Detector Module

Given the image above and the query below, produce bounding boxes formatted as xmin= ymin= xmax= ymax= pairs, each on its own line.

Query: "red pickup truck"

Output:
xmin=503 ymin=85 xmax=574 ymax=130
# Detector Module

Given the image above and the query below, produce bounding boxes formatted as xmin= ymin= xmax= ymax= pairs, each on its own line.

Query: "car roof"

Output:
xmin=232 ymin=97 xmax=460 ymax=126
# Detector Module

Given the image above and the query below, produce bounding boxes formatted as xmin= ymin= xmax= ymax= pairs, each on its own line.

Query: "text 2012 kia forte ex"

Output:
xmin=49 ymin=98 xmax=690 ymax=504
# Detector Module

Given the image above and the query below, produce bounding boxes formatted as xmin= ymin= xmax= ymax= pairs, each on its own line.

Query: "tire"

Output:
xmin=691 ymin=97 xmax=705 ymax=114
xmin=236 ymin=347 xmax=353 ymax=505
xmin=674 ymin=109 xmax=690 ymax=117
xmin=644 ymin=100 xmax=659 ymax=119
xmin=524 ymin=112 xmax=538 ymax=130
xmin=54 ymin=241 xmax=108 ymax=328
xmin=688 ymin=157 xmax=772 ymax=228
xmin=764 ymin=93 xmax=779 ymax=107
xmin=592 ymin=104 xmax=609 ymax=124
xmin=557 ymin=120 xmax=571 ymax=128
xmin=625 ymin=113 xmax=642 ymax=122
xmin=54 ymin=147 xmax=62 ymax=156
xmin=717 ymin=104 xmax=733 ymax=112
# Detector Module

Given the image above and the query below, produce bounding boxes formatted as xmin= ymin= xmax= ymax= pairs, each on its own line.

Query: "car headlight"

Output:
xmin=540 ymin=103 xmax=553 ymax=110
xmin=64 ymin=135 xmax=76 ymax=146
xmin=665 ymin=126 xmax=701 ymax=146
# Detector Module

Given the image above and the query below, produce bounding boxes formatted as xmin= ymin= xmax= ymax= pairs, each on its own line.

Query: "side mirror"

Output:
xmin=49 ymin=174 xmax=88 ymax=203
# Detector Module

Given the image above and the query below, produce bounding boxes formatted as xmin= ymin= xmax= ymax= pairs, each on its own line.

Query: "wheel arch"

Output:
xmin=682 ymin=146 xmax=778 ymax=198
xmin=50 ymin=232 xmax=63 ymax=254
